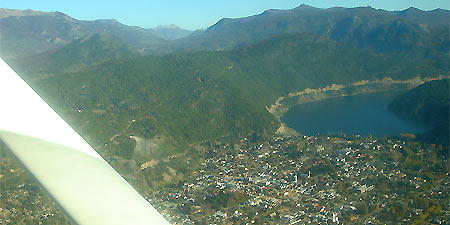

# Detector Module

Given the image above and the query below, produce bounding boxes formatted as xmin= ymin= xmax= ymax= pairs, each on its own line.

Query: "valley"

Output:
xmin=0 ymin=4 xmax=448 ymax=225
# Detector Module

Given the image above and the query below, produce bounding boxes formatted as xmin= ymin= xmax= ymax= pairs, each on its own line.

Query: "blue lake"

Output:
xmin=280 ymin=91 xmax=431 ymax=137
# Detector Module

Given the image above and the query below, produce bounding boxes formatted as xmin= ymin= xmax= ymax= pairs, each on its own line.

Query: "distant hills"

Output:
xmin=9 ymin=32 xmax=139 ymax=76
xmin=186 ymin=5 xmax=449 ymax=51
xmin=0 ymin=8 xmax=54 ymax=18
xmin=2 ymin=6 xmax=449 ymax=65
xmin=180 ymin=5 xmax=448 ymax=69
xmin=0 ymin=8 xmax=190 ymax=59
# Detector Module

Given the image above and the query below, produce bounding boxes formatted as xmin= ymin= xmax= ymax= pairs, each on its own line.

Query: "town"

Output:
xmin=151 ymin=134 xmax=448 ymax=224
xmin=1 ymin=134 xmax=448 ymax=224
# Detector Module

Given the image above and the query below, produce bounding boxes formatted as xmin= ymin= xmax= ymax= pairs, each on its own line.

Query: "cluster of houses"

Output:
xmin=0 ymin=173 xmax=61 ymax=224
xmin=2 ymin=131 xmax=447 ymax=224
xmin=149 ymin=135 xmax=446 ymax=224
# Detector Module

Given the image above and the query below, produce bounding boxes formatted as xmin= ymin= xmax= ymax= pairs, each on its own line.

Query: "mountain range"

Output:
xmin=2 ymin=4 xmax=449 ymax=190
xmin=3 ymin=5 xmax=449 ymax=144
xmin=2 ymin=5 xmax=449 ymax=64
xmin=0 ymin=8 xmax=193 ymax=59
xmin=179 ymin=5 xmax=448 ymax=69
xmin=188 ymin=5 xmax=449 ymax=50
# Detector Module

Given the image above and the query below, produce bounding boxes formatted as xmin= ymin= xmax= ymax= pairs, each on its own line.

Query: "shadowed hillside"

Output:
xmin=388 ymin=79 xmax=449 ymax=145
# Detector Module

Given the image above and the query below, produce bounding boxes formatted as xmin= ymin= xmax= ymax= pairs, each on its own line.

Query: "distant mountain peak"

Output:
xmin=295 ymin=4 xmax=317 ymax=10
xmin=95 ymin=19 xmax=121 ymax=24
xmin=430 ymin=8 xmax=448 ymax=12
xmin=0 ymin=8 xmax=56 ymax=18
xmin=397 ymin=7 xmax=425 ymax=15
xmin=209 ymin=18 xmax=231 ymax=28
xmin=0 ymin=8 xmax=75 ymax=21
xmin=155 ymin=24 xmax=179 ymax=29
xmin=150 ymin=24 xmax=193 ymax=40
xmin=404 ymin=6 xmax=423 ymax=12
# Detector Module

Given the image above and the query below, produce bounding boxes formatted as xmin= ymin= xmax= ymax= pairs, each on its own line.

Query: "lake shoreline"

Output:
xmin=268 ymin=76 xmax=448 ymax=135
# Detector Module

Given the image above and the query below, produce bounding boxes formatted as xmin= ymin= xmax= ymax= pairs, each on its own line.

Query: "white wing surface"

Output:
xmin=0 ymin=58 xmax=171 ymax=225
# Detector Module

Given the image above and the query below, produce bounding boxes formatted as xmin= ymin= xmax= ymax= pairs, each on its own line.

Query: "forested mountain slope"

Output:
xmin=22 ymin=33 xmax=445 ymax=148
xmin=179 ymin=5 xmax=449 ymax=70
xmin=388 ymin=79 xmax=449 ymax=144
xmin=8 ymin=32 xmax=139 ymax=76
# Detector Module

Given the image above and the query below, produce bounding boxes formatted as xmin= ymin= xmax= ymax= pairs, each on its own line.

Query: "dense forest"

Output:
xmin=14 ymin=33 xmax=445 ymax=147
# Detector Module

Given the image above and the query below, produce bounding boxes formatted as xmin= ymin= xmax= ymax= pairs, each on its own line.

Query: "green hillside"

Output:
xmin=4 ymin=33 xmax=444 ymax=195
xmin=23 ymin=33 xmax=444 ymax=148
xmin=8 ymin=32 xmax=139 ymax=76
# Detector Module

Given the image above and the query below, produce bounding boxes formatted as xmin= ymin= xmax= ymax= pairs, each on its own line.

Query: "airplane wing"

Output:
xmin=0 ymin=58 xmax=171 ymax=225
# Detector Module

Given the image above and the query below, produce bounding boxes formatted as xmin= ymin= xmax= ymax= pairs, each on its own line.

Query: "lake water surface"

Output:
xmin=281 ymin=91 xmax=431 ymax=137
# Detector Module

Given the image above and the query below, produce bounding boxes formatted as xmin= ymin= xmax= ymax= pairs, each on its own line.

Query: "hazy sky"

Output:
xmin=1 ymin=0 xmax=449 ymax=30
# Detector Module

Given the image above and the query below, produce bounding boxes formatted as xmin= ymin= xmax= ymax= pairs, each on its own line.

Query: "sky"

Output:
xmin=1 ymin=0 xmax=449 ymax=30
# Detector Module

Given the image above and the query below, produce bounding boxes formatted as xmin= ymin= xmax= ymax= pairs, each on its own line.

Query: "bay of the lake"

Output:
xmin=281 ymin=91 xmax=431 ymax=137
